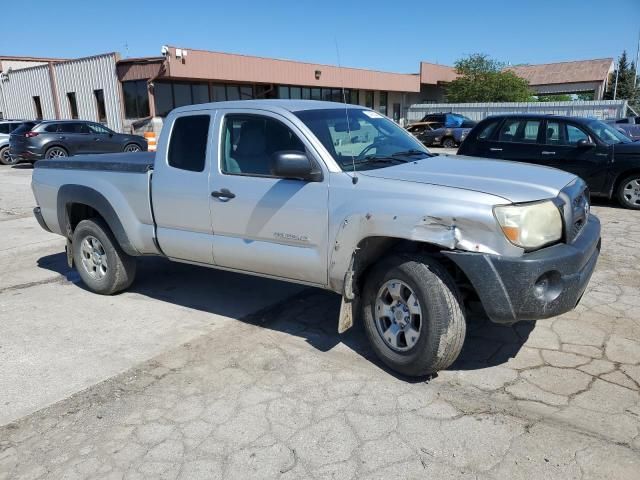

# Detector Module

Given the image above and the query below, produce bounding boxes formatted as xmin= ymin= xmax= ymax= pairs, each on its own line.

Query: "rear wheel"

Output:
xmin=442 ymin=137 xmax=456 ymax=149
xmin=72 ymin=218 xmax=136 ymax=294
xmin=361 ymin=255 xmax=466 ymax=376
xmin=616 ymin=174 xmax=640 ymax=210
xmin=0 ymin=146 xmax=17 ymax=165
xmin=45 ymin=146 xmax=68 ymax=159
xmin=124 ymin=143 xmax=141 ymax=153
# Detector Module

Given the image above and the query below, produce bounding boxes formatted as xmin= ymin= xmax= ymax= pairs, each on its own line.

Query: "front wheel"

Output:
xmin=362 ymin=255 xmax=466 ymax=376
xmin=442 ymin=137 xmax=456 ymax=149
xmin=72 ymin=218 xmax=136 ymax=294
xmin=616 ymin=174 xmax=640 ymax=210
xmin=0 ymin=146 xmax=17 ymax=165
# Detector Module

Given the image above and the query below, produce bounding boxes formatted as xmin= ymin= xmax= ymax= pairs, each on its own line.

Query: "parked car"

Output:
xmin=31 ymin=100 xmax=600 ymax=377
xmin=458 ymin=114 xmax=640 ymax=209
xmin=606 ymin=119 xmax=640 ymax=141
xmin=406 ymin=121 xmax=471 ymax=148
xmin=0 ymin=119 xmax=28 ymax=165
xmin=419 ymin=112 xmax=476 ymax=128
xmin=9 ymin=120 xmax=147 ymax=163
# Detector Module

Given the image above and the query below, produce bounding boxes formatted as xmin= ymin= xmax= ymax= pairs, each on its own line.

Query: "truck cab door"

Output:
xmin=151 ymin=111 xmax=216 ymax=264
xmin=208 ymin=110 xmax=329 ymax=286
xmin=541 ymin=120 xmax=610 ymax=194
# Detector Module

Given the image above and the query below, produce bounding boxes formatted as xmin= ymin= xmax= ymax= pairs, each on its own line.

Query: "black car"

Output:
xmin=459 ymin=114 xmax=640 ymax=209
xmin=9 ymin=120 xmax=147 ymax=163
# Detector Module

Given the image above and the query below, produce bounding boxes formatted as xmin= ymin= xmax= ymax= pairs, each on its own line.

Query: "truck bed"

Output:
xmin=32 ymin=151 xmax=159 ymax=257
xmin=34 ymin=151 xmax=154 ymax=173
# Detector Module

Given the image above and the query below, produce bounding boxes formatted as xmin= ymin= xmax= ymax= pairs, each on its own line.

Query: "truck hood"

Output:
xmin=359 ymin=154 xmax=576 ymax=203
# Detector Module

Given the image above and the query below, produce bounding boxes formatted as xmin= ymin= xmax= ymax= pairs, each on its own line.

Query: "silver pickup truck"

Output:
xmin=31 ymin=100 xmax=601 ymax=376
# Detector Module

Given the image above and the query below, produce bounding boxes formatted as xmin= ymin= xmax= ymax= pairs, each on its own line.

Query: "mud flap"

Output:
xmin=66 ymin=239 xmax=74 ymax=268
xmin=338 ymin=296 xmax=355 ymax=333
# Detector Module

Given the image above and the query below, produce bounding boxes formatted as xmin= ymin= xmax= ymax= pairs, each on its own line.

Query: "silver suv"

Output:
xmin=0 ymin=120 xmax=27 ymax=165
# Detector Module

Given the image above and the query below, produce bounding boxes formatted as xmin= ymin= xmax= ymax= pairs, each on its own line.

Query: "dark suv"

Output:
xmin=459 ymin=114 xmax=640 ymax=209
xmin=9 ymin=120 xmax=147 ymax=163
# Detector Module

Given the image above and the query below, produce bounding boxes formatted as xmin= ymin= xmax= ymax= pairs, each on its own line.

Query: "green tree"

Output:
xmin=605 ymin=50 xmax=639 ymax=106
xmin=445 ymin=53 xmax=533 ymax=103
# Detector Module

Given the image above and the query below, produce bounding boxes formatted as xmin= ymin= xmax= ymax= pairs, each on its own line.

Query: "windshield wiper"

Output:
xmin=392 ymin=149 xmax=432 ymax=157
xmin=354 ymin=155 xmax=411 ymax=164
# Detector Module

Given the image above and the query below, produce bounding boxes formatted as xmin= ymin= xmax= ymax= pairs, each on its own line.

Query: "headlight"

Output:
xmin=494 ymin=200 xmax=562 ymax=249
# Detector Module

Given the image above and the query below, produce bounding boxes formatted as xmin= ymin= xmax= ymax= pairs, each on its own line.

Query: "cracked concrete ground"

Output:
xmin=1 ymin=165 xmax=639 ymax=479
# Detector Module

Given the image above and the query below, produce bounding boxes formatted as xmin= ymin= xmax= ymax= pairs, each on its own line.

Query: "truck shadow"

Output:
xmin=37 ymin=252 xmax=532 ymax=381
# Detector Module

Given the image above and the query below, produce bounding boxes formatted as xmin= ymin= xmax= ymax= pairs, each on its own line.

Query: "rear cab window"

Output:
xmin=168 ymin=115 xmax=211 ymax=172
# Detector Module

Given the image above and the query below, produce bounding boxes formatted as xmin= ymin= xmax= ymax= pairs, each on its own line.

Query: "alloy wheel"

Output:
xmin=374 ymin=279 xmax=423 ymax=351
xmin=124 ymin=144 xmax=141 ymax=152
xmin=80 ymin=235 xmax=108 ymax=280
xmin=46 ymin=148 xmax=67 ymax=159
xmin=623 ymin=178 xmax=640 ymax=207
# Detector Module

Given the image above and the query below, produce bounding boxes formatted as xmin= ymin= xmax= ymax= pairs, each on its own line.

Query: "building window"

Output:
xmin=378 ymin=92 xmax=388 ymax=115
xmin=153 ymin=83 xmax=173 ymax=117
xmin=392 ymin=103 xmax=401 ymax=123
xmin=173 ymin=83 xmax=192 ymax=108
xmin=290 ymin=87 xmax=302 ymax=99
xmin=211 ymin=84 xmax=226 ymax=102
xmin=278 ymin=86 xmax=289 ymax=99
xmin=66 ymin=92 xmax=79 ymax=119
xmin=349 ymin=90 xmax=359 ymax=105
xmin=122 ymin=80 xmax=150 ymax=119
xmin=94 ymin=89 xmax=107 ymax=123
xmin=240 ymin=86 xmax=253 ymax=100
xmin=365 ymin=91 xmax=374 ymax=109
xmin=192 ymin=84 xmax=210 ymax=104
xmin=33 ymin=96 xmax=43 ymax=120
xmin=226 ymin=85 xmax=240 ymax=101
xmin=311 ymin=88 xmax=321 ymax=100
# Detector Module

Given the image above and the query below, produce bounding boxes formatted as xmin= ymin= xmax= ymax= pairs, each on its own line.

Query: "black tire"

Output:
xmin=616 ymin=174 xmax=640 ymax=210
xmin=0 ymin=145 xmax=17 ymax=165
xmin=361 ymin=255 xmax=466 ymax=377
xmin=72 ymin=218 xmax=136 ymax=295
xmin=123 ymin=143 xmax=141 ymax=153
xmin=45 ymin=146 xmax=68 ymax=159
xmin=442 ymin=137 xmax=456 ymax=149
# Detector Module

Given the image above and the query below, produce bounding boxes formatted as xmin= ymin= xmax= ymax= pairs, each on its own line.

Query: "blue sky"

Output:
xmin=2 ymin=0 xmax=639 ymax=72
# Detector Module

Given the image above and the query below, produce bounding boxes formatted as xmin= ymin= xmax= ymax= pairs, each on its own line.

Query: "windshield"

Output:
xmin=587 ymin=120 xmax=632 ymax=145
xmin=294 ymin=108 xmax=433 ymax=171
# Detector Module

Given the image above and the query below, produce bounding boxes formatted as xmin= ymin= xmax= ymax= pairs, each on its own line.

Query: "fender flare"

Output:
xmin=56 ymin=184 xmax=139 ymax=256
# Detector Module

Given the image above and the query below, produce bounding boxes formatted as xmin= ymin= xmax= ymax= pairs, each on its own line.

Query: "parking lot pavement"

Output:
xmin=0 ymin=166 xmax=302 ymax=426
xmin=1 ymin=165 xmax=639 ymax=479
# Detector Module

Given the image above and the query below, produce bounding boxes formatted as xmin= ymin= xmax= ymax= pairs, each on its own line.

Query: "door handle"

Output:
xmin=541 ymin=151 xmax=556 ymax=155
xmin=211 ymin=188 xmax=236 ymax=201
xmin=490 ymin=147 xmax=503 ymax=152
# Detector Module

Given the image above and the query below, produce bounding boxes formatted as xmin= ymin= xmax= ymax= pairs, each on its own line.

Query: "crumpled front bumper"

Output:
xmin=443 ymin=215 xmax=601 ymax=324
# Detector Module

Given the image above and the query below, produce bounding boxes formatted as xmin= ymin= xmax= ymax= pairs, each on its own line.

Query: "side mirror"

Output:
xmin=576 ymin=138 xmax=596 ymax=149
xmin=270 ymin=151 xmax=322 ymax=182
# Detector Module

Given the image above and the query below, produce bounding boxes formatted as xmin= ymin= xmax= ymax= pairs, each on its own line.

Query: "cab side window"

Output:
xmin=168 ymin=115 xmax=211 ymax=172
xmin=221 ymin=115 xmax=305 ymax=176
xmin=566 ymin=125 xmax=589 ymax=145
